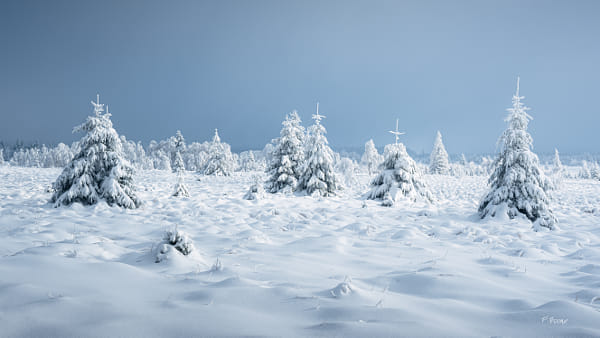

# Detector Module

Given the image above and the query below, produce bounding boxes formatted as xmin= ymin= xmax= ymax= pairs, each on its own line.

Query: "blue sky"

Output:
xmin=1 ymin=0 xmax=599 ymax=154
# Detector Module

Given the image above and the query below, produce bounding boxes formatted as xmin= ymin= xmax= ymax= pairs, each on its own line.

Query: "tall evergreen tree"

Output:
xmin=203 ymin=129 xmax=235 ymax=176
xmin=51 ymin=95 xmax=141 ymax=208
xmin=479 ymin=78 xmax=556 ymax=229
xmin=429 ymin=131 xmax=449 ymax=174
xmin=265 ymin=111 xmax=305 ymax=192
xmin=296 ymin=104 xmax=338 ymax=196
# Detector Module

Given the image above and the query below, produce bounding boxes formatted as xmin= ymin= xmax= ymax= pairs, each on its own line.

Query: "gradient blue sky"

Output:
xmin=1 ymin=0 xmax=599 ymax=154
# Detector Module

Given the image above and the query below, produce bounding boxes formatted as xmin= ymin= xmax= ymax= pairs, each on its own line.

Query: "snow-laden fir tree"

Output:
xmin=172 ymin=156 xmax=190 ymax=197
xmin=579 ymin=160 xmax=591 ymax=179
xmin=552 ymin=148 xmax=566 ymax=178
xmin=171 ymin=132 xmax=190 ymax=197
xmin=296 ymin=103 xmax=339 ymax=196
xmin=366 ymin=119 xmax=431 ymax=205
xmin=361 ymin=139 xmax=383 ymax=175
xmin=51 ymin=95 xmax=141 ymax=208
xmin=265 ymin=110 xmax=305 ymax=192
xmin=171 ymin=130 xmax=186 ymax=172
xmin=591 ymin=162 xmax=600 ymax=180
xmin=203 ymin=129 xmax=235 ymax=176
xmin=478 ymin=78 xmax=556 ymax=229
xmin=429 ymin=131 xmax=449 ymax=174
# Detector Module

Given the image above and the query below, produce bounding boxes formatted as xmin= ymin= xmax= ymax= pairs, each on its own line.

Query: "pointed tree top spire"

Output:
xmin=516 ymin=76 xmax=520 ymax=97
xmin=389 ymin=118 xmax=405 ymax=144
xmin=91 ymin=93 xmax=104 ymax=116
xmin=312 ymin=102 xmax=326 ymax=124
xmin=212 ymin=128 xmax=221 ymax=143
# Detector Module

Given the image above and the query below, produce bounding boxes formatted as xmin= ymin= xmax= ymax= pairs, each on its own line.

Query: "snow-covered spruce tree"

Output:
xmin=579 ymin=161 xmax=591 ymax=179
xmin=51 ymin=95 xmax=141 ymax=208
xmin=478 ymin=78 xmax=556 ymax=229
xmin=296 ymin=104 xmax=339 ymax=196
xmin=366 ymin=123 xmax=432 ymax=206
xmin=361 ymin=139 xmax=383 ymax=175
xmin=265 ymin=110 xmax=305 ymax=193
xmin=172 ymin=151 xmax=190 ymax=197
xmin=203 ymin=128 xmax=235 ymax=176
xmin=171 ymin=130 xmax=186 ymax=171
xmin=591 ymin=162 xmax=600 ymax=180
xmin=552 ymin=148 xmax=565 ymax=178
xmin=429 ymin=131 xmax=449 ymax=174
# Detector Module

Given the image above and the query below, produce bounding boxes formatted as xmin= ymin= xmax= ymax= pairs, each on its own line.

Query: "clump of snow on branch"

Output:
xmin=478 ymin=78 xmax=556 ymax=229
xmin=51 ymin=95 xmax=141 ymax=209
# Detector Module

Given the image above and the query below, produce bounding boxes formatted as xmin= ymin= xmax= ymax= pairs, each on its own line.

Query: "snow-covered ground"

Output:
xmin=1 ymin=166 xmax=599 ymax=337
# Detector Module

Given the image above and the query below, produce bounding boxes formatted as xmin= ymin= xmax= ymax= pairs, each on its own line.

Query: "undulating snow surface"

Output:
xmin=1 ymin=167 xmax=599 ymax=337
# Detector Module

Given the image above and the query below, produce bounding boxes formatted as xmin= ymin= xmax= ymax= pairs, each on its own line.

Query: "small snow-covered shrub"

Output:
xmin=155 ymin=228 xmax=195 ymax=263
xmin=210 ymin=257 xmax=223 ymax=272
xmin=244 ymin=180 xmax=264 ymax=200
xmin=164 ymin=228 xmax=194 ymax=255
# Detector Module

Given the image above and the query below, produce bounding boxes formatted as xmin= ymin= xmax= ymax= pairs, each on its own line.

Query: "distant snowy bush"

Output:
xmin=238 ymin=151 xmax=264 ymax=172
xmin=335 ymin=157 xmax=359 ymax=188
xmin=361 ymin=139 xmax=383 ymax=175
xmin=9 ymin=143 xmax=74 ymax=168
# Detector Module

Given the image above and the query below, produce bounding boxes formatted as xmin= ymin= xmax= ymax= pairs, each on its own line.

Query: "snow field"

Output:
xmin=1 ymin=167 xmax=599 ymax=336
